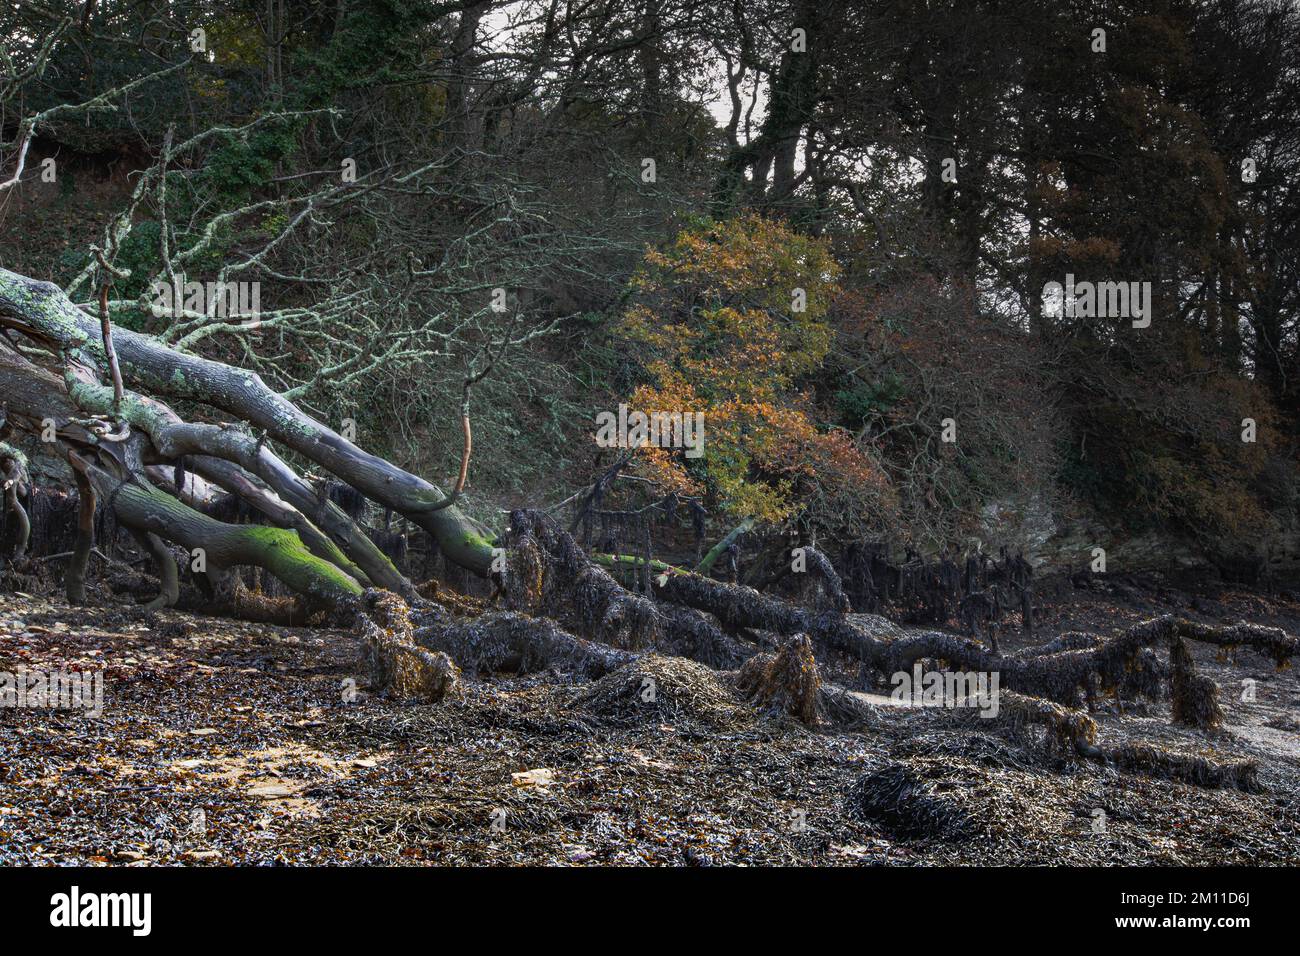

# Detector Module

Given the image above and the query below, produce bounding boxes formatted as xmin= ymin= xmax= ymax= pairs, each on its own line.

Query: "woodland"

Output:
xmin=1 ymin=0 xmax=1299 ymax=867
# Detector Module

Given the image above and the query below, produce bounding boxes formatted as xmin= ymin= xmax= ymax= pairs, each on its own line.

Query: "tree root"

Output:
xmin=0 ymin=444 xmax=30 ymax=563
xmin=881 ymin=615 xmax=1297 ymax=725
xmin=353 ymin=590 xmax=459 ymax=702
xmin=413 ymin=607 xmax=636 ymax=678
xmin=504 ymin=510 xmax=749 ymax=668
xmin=734 ymin=634 xmax=823 ymax=724
xmin=128 ymin=528 xmax=179 ymax=610
xmin=994 ymin=689 xmax=1101 ymax=750
xmin=962 ymin=691 xmax=1260 ymax=791
xmin=792 ymin=546 xmax=852 ymax=613
xmin=652 ymin=566 xmax=895 ymax=663
xmin=66 ymin=462 xmax=96 ymax=605
xmin=1101 ymin=742 xmax=1259 ymax=792
xmin=496 ymin=514 xmax=1293 ymax=740
xmin=1170 ymin=636 xmax=1224 ymax=729
xmin=506 ymin=508 xmax=659 ymax=648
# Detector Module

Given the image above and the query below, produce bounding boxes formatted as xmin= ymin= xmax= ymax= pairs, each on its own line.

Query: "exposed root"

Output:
xmin=414 ymin=578 xmax=486 ymax=617
xmin=793 ymin=547 xmax=851 ymax=613
xmin=129 ymin=529 xmax=179 ymax=610
xmin=1015 ymin=632 xmax=1102 ymax=657
xmin=995 ymin=690 xmax=1100 ymax=752
xmin=1170 ymin=636 xmax=1224 ymax=729
xmin=1102 ymin=742 xmax=1260 ymax=792
xmin=655 ymin=567 xmax=1292 ymax=732
xmin=217 ymin=574 xmax=317 ymax=626
xmin=881 ymin=616 xmax=1296 ymax=719
xmin=414 ymin=608 xmax=635 ymax=678
xmin=0 ymin=445 xmax=30 ymax=563
xmin=1173 ymin=618 xmax=1299 ymax=668
xmin=734 ymin=634 xmax=822 ymax=724
xmin=505 ymin=510 xmax=748 ymax=666
xmin=506 ymin=509 xmax=659 ymax=649
xmin=971 ymin=690 xmax=1258 ymax=792
xmin=655 ymin=601 xmax=751 ymax=668
xmin=354 ymin=589 xmax=460 ymax=702
xmin=655 ymin=568 xmax=890 ymax=663
xmin=66 ymin=462 xmax=96 ymax=605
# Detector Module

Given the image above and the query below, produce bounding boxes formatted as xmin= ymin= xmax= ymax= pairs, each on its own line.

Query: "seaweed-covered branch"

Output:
xmin=505 ymin=509 xmax=750 ymax=668
xmin=882 ymin=615 xmax=1298 ymax=727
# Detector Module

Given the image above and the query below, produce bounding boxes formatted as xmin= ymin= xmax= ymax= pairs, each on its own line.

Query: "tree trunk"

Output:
xmin=67 ymin=464 xmax=96 ymax=604
xmin=0 ymin=446 xmax=30 ymax=562
xmin=0 ymin=268 xmax=496 ymax=577
xmin=80 ymin=461 xmax=364 ymax=606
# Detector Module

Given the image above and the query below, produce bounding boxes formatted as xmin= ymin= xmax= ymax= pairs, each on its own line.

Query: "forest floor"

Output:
xmin=1 ymin=572 xmax=1298 ymax=866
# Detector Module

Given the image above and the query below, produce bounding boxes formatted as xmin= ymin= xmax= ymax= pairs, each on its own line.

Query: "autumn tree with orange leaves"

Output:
xmin=613 ymin=215 xmax=896 ymax=542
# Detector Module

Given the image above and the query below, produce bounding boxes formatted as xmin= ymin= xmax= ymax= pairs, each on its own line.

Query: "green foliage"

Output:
xmin=290 ymin=0 xmax=442 ymax=105
xmin=112 ymin=222 xmax=162 ymax=302
xmin=200 ymin=125 xmax=301 ymax=204
xmin=834 ymin=375 xmax=904 ymax=428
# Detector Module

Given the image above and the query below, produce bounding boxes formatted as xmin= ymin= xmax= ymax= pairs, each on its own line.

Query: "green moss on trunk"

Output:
xmin=99 ymin=473 xmax=363 ymax=604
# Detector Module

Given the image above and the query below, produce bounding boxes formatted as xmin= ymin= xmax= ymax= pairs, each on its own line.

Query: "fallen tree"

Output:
xmin=2 ymin=264 xmax=1298 ymax=800
xmin=0 ymin=268 xmax=496 ymax=585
